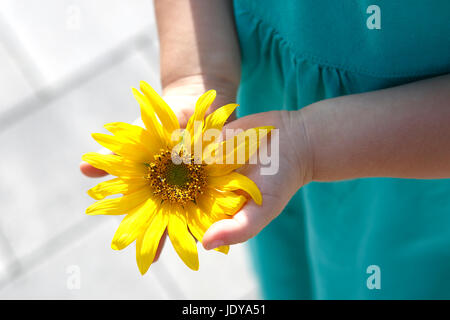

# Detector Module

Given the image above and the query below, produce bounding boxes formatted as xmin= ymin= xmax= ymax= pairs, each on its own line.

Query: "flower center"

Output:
xmin=145 ymin=150 xmax=206 ymax=204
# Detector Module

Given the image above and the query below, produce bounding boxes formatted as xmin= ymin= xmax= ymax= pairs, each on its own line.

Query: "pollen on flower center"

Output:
xmin=145 ymin=150 xmax=206 ymax=204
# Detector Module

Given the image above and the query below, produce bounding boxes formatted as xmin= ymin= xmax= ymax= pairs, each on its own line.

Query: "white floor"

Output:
xmin=0 ymin=0 xmax=260 ymax=299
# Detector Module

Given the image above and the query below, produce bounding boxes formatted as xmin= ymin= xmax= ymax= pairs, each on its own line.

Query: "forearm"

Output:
xmin=154 ymin=0 xmax=241 ymax=97
xmin=300 ymin=73 xmax=450 ymax=182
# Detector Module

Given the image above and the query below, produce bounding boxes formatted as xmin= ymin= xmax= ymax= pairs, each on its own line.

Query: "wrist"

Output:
xmin=288 ymin=109 xmax=315 ymax=186
xmin=162 ymin=74 xmax=239 ymax=101
xmin=159 ymin=74 xmax=239 ymax=126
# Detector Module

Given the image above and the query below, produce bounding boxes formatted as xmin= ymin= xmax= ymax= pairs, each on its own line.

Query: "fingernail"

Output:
xmin=205 ymin=240 xmax=224 ymax=250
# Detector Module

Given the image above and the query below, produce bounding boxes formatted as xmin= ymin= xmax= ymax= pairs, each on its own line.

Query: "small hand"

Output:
xmin=202 ymin=110 xmax=312 ymax=250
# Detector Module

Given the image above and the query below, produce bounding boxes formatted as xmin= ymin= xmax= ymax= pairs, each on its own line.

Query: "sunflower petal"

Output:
xmin=208 ymin=188 xmax=248 ymax=215
xmin=205 ymin=126 xmax=274 ymax=176
xmin=87 ymin=177 xmax=148 ymax=200
xmin=111 ymin=197 xmax=159 ymax=250
xmin=186 ymin=90 xmax=216 ymax=137
xmin=208 ymin=172 xmax=262 ymax=205
xmin=132 ymin=88 xmax=167 ymax=146
xmin=86 ymin=188 xmax=151 ymax=215
xmin=197 ymin=188 xmax=246 ymax=217
xmin=139 ymin=81 xmax=180 ymax=134
xmin=82 ymin=152 xmax=146 ymax=178
xmin=136 ymin=207 xmax=168 ymax=275
xmin=196 ymin=192 xmax=229 ymax=220
xmin=186 ymin=202 xmax=229 ymax=254
xmin=203 ymin=103 xmax=238 ymax=132
xmin=91 ymin=133 xmax=153 ymax=163
xmin=167 ymin=205 xmax=199 ymax=271
xmin=104 ymin=122 xmax=161 ymax=156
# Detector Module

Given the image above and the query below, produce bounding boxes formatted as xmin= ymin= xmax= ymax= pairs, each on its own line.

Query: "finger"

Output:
xmin=152 ymin=230 xmax=167 ymax=263
xmin=79 ymin=161 xmax=109 ymax=177
xmin=201 ymin=199 xmax=276 ymax=250
xmin=79 ymin=147 xmax=111 ymax=178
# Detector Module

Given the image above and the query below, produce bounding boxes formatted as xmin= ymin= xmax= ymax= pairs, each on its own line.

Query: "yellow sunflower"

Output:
xmin=82 ymin=81 xmax=273 ymax=274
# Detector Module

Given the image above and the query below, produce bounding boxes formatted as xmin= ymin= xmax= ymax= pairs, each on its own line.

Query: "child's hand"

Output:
xmin=202 ymin=110 xmax=312 ymax=250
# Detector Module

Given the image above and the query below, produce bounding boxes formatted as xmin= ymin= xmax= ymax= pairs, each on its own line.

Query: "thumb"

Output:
xmin=201 ymin=195 xmax=279 ymax=250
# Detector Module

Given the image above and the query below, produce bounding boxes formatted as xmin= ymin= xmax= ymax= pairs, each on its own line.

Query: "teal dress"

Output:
xmin=233 ymin=0 xmax=450 ymax=299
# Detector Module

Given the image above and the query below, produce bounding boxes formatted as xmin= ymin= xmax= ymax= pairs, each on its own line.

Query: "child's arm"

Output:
xmin=155 ymin=0 xmax=241 ymax=125
xmin=202 ymin=73 xmax=450 ymax=249
xmin=302 ymin=73 xmax=450 ymax=182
